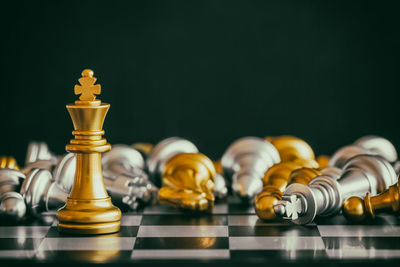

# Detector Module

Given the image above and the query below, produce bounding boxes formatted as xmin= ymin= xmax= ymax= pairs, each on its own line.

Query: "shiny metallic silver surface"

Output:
xmin=354 ymin=135 xmax=398 ymax=163
xmin=104 ymin=173 xmax=158 ymax=210
xmin=147 ymin=137 xmax=199 ymax=185
xmin=328 ymin=136 xmax=398 ymax=169
xmin=0 ymin=169 xmax=26 ymax=220
xmin=278 ymin=154 xmax=397 ymax=225
xmin=221 ymin=137 xmax=280 ymax=201
xmin=213 ymin=173 xmax=228 ymax=199
xmin=23 ymin=142 xmax=58 ymax=175
xmin=22 ymin=168 xmax=68 ymax=217
xmin=103 ymin=145 xmax=158 ymax=210
xmin=52 ymin=153 xmax=76 ymax=192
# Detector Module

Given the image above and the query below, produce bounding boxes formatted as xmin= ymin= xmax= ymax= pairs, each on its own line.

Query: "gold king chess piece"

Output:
xmin=254 ymin=136 xmax=319 ymax=220
xmin=57 ymin=69 xmax=121 ymax=234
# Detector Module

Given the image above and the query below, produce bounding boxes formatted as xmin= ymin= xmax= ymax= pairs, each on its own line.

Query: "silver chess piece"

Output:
xmin=21 ymin=153 xmax=75 ymax=217
xmin=275 ymin=154 xmax=397 ymax=225
xmin=102 ymin=145 xmax=158 ymax=210
xmin=23 ymin=142 xmax=58 ymax=175
xmin=0 ymin=168 xmax=26 ymax=220
xmin=328 ymin=135 xmax=398 ymax=169
xmin=221 ymin=136 xmax=280 ymax=201
xmin=147 ymin=137 xmax=199 ymax=186
xmin=213 ymin=172 xmax=228 ymax=199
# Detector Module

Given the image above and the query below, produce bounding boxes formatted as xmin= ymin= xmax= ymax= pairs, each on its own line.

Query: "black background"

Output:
xmin=1 ymin=0 xmax=399 ymax=164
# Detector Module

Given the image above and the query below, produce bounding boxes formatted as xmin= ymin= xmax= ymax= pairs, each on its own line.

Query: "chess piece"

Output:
xmin=23 ymin=142 xmax=58 ymax=175
xmin=132 ymin=142 xmax=154 ymax=159
xmin=221 ymin=137 xmax=280 ymax=201
xmin=102 ymin=145 xmax=158 ymax=210
xmin=213 ymin=160 xmax=228 ymax=199
xmin=276 ymin=154 xmax=397 ymax=225
xmin=0 ymin=156 xmax=20 ymax=170
xmin=147 ymin=137 xmax=199 ymax=186
xmin=0 ymin=156 xmax=26 ymax=221
xmin=328 ymin=136 xmax=398 ymax=169
xmin=343 ymin=180 xmax=400 ymax=222
xmin=316 ymin=155 xmax=330 ymax=169
xmin=158 ymin=153 xmax=216 ymax=211
xmin=22 ymin=154 xmax=75 ymax=216
xmin=254 ymin=136 xmax=319 ymax=220
xmin=57 ymin=69 xmax=121 ymax=234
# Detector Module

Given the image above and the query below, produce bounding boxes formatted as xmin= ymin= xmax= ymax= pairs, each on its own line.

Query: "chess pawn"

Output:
xmin=147 ymin=137 xmax=199 ymax=187
xmin=23 ymin=142 xmax=58 ymax=175
xmin=328 ymin=135 xmax=398 ymax=169
xmin=22 ymin=153 xmax=75 ymax=216
xmin=276 ymin=154 xmax=397 ymax=225
xmin=343 ymin=180 xmax=400 ymax=222
xmin=254 ymin=136 xmax=319 ymax=220
xmin=57 ymin=69 xmax=121 ymax=234
xmin=102 ymin=145 xmax=158 ymax=210
xmin=0 ymin=156 xmax=26 ymax=221
xmin=221 ymin=137 xmax=280 ymax=201
xmin=213 ymin=160 xmax=228 ymax=199
xmin=158 ymin=153 xmax=216 ymax=211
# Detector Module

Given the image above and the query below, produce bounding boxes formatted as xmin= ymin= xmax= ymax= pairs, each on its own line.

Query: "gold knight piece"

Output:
xmin=57 ymin=69 xmax=121 ymax=234
xmin=255 ymin=136 xmax=319 ymax=220
xmin=343 ymin=180 xmax=400 ymax=222
xmin=158 ymin=153 xmax=216 ymax=212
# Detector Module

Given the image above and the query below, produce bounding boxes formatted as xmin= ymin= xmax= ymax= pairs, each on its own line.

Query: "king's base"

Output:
xmin=57 ymin=197 xmax=121 ymax=235
xmin=58 ymin=221 xmax=120 ymax=235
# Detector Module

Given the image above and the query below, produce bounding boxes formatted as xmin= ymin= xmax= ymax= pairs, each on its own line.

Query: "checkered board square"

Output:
xmin=1 ymin=197 xmax=400 ymax=263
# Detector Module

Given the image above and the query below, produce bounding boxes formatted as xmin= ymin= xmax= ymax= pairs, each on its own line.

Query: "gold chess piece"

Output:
xmin=343 ymin=180 xmax=400 ymax=222
xmin=0 ymin=156 xmax=20 ymax=170
xmin=255 ymin=136 xmax=319 ymax=220
xmin=316 ymin=155 xmax=330 ymax=169
xmin=158 ymin=153 xmax=216 ymax=212
xmin=57 ymin=69 xmax=121 ymax=234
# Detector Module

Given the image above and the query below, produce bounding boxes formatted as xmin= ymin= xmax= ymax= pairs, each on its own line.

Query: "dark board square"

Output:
xmin=134 ymin=237 xmax=229 ymax=249
xmin=229 ymin=225 xmax=320 ymax=236
xmin=141 ymin=215 xmax=227 ymax=225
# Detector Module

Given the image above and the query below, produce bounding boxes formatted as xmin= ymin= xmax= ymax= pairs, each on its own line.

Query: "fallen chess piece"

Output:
xmin=147 ymin=137 xmax=216 ymax=211
xmin=21 ymin=153 xmax=74 ymax=217
xmin=0 ymin=156 xmax=26 ymax=221
xmin=23 ymin=142 xmax=58 ymax=175
xmin=254 ymin=135 xmax=398 ymax=221
xmin=221 ymin=136 xmax=281 ymax=202
xmin=328 ymin=135 xmax=398 ymax=169
xmin=158 ymin=153 xmax=216 ymax=211
xmin=213 ymin=160 xmax=228 ymax=199
xmin=275 ymin=154 xmax=397 ymax=225
xmin=254 ymin=136 xmax=319 ymax=220
xmin=343 ymin=179 xmax=400 ymax=222
xmin=102 ymin=144 xmax=158 ymax=210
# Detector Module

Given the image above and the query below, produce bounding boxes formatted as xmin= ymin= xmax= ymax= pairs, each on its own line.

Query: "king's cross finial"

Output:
xmin=74 ymin=69 xmax=101 ymax=101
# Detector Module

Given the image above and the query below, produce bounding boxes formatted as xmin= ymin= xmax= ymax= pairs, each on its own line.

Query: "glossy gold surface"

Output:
xmin=255 ymin=136 xmax=318 ymax=220
xmin=343 ymin=180 xmax=400 ymax=222
xmin=316 ymin=155 xmax=330 ymax=169
xmin=0 ymin=156 xmax=19 ymax=170
xmin=265 ymin=135 xmax=315 ymax=162
xmin=158 ymin=153 xmax=216 ymax=212
xmin=57 ymin=69 xmax=121 ymax=235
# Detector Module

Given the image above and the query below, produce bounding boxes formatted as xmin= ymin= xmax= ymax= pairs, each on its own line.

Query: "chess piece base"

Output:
xmin=57 ymin=197 xmax=121 ymax=235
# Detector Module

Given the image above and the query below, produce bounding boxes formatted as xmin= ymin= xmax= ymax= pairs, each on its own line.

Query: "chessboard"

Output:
xmin=1 ymin=197 xmax=400 ymax=266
